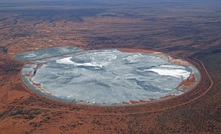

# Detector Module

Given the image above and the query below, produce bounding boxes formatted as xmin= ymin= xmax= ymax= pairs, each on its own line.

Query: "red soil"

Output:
xmin=118 ymin=48 xmax=155 ymax=54
xmin=24 ymin=71 xmax=31 ymax=77
xmin=176 ymin=74 xmax=197 ymax=91
xmin=160 ymin=94 xmax=176 ymax=100
xmin=0 ymin=47 xmax=214 ymax=134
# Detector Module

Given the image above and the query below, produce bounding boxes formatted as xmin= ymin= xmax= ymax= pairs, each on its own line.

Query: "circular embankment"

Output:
xmin=15 ymin=46 xmax=201 ymax=106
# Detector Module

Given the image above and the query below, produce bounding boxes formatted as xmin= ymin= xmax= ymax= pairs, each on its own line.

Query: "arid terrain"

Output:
xmin=0 ymin=0 xmax=221 ymax=133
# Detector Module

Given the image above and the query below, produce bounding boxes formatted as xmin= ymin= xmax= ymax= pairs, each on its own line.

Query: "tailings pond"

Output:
xmin=15 ymin=46 xmax=201 ymax=106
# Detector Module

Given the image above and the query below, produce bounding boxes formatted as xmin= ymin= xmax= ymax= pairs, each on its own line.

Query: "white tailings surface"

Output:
xmin=20 ymin=49 xmax=200 ymax=105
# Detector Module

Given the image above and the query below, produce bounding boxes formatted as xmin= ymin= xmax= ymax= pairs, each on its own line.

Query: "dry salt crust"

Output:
xmin=17 ymin=47 xmax=200 ymax=106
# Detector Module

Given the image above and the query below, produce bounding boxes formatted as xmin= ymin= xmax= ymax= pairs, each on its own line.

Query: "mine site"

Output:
xmin=0 ymin=0 xmax=221 ymax=133
xmin=16 ymin=46 xmax=200 ymax=106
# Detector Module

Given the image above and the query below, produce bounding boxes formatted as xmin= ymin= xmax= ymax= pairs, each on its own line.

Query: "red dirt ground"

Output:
xmin=0 ymin=47 xmax=216 ymax=133
xmin=1 ymin=1 xmax=221 ymax=132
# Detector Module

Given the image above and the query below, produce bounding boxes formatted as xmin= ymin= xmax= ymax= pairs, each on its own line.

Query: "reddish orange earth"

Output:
xmin=0 ymin=46 xmax=217 ymax=134
xmin=1 ymin=1 xmax=221 ymax=133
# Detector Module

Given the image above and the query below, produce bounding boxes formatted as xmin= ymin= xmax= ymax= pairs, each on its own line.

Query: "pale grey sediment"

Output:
xmin=18 ymin=46 xmax=201 ymax=106
xmin=14 ymin=46 xmax=83 ymax=62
